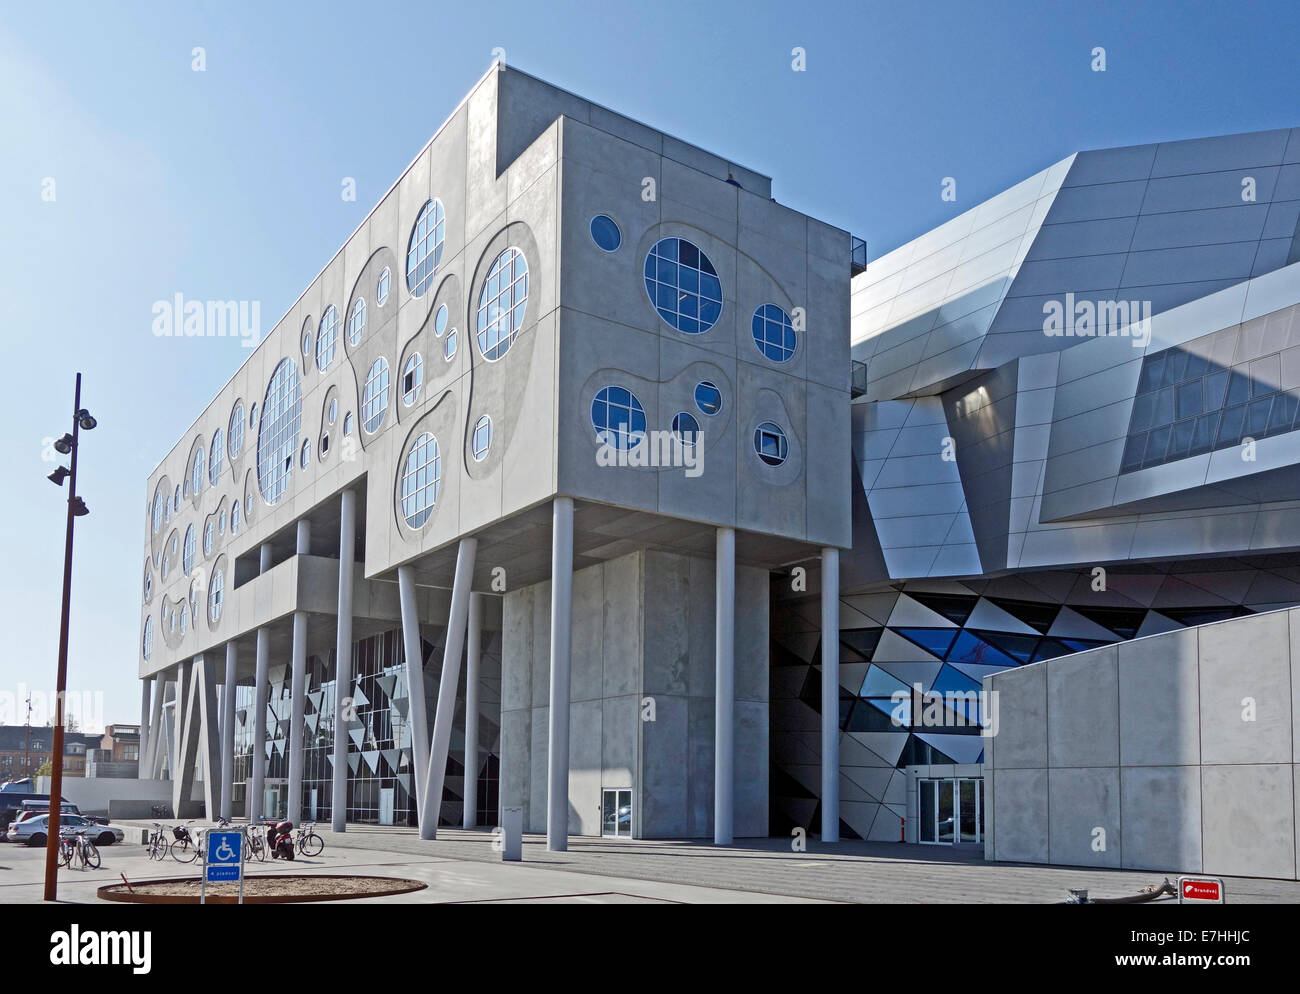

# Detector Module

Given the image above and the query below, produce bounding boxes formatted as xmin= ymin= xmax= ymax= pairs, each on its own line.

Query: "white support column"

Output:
xmin=139 ymin=679 xmax=152 ymax=774
xmin=144 ymin=675 xmax=164 ymax=778
xmin=397 ymin=566 xmax=430 ymax=830
xmin=249 ymin=540 xmax=273 ymax=823
xmin=220 ymin=641 xmax=237 ymax=821
xmin=547 ymin=497 xmax=574 ymax=852
xmin=421 ymin=538 xmax=477 ymax=840
xmin=172 ymin=661 xmax=193 ymax=810
xmin=463 ymin=591 xmax=482 ymax=829
xmin=332 ymin=490 xmax=356 ymax=832
xmin=820 ymin=547 xmax=841 ymax=843
xmin=714 ymin=526 xmax=735 ymax=846
xmin=287 ymin=519 xmax=311 ymax=825
xmin=176 ymin=655 xmax=222 ymax=820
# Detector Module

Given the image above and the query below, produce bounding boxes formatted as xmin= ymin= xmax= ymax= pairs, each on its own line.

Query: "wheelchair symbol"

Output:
xmin=214 ymin=838 xmax=237 ymax=862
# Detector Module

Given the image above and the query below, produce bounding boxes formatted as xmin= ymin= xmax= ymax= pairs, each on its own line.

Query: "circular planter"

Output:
xmin=98 ymin=874 xmax=426 ymax=904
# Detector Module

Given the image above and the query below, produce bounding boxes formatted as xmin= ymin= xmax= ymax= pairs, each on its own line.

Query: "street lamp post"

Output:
xmin=42 ymin=372 xmax=95 ymax=903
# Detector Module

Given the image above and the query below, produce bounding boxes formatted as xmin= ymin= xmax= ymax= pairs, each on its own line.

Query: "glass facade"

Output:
xmin=230 ymin=628 xmax=499 ymax=828
xmin=1122 ymin=319 xmax=1300 ymax=472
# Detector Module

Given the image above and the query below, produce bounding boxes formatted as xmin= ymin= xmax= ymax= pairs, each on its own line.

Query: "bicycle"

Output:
xmin=246 ymin=823 xmax=266 ymax=862
xmin=62 ymin=828 xmax=100 ymax=870
xmin=295 ymin=821 xmax=324 ymax=857
xmin=57 ymin=833 xmax=75 ymax=867
xmin=170 ymin=820 xmax=200 ymax=863
xmin=145 ymin=822 xmax=170 ymax=861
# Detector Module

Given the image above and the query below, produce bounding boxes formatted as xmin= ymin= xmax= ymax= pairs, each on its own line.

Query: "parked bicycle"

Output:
xmin=60 ymin=827 xmax=101 ymax=870
xmin=57 ymin=832 xmax=76 ymax=867
xmin=145 ymin=822 xmax=170 ymax=861
xmin=295 ymin=821 xmax=324 ymax=857
xmin=170 ymin=820 xmax=201 ymax=863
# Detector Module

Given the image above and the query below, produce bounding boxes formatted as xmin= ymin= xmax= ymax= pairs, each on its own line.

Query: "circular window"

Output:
xmin=245 ymin=493 xmax=253 ymax=517
xmin=377 ymin=267 xmax=391 ymax=306
xmin=191 ymin=446 xmax=205 ymax=497
xmin=142 ymin=615 xmax=154 ymax=660
xmin=343 ymin=412 xmax=354 ymax=436
xmin=173 ymin=486 xmax=180 ymax=511
xmin=362 ymin=358 xmax=390 ymax=433
xmin=434 ymin=303 xmax=448 ymax=337
xmin=444 ymin=329 xmax=458 ymax=361
xmin=754 ymin=421 xmax=788 ymax=466
xmin=316 ymin=306 xmax=339 ymax=371
xmin=229 ymin=403 xmax=245 ymax=459
xmin=219 ymin=507 xmax=226 ymax=534
xmin=204 ymin=520 xmax=215 ymax=556
xmin=694 ymin=381 xmax=723 ymax=416
xmin=152 ymin=492 xmax=165 ymax=534
xmin=180 ymin=604 xmax=190 ymax=635
xmin=143 ymin=565 xmax=152 ymax=602
xmin=406 ymin=199 xmax=445 ymax=296
xmin=400 ymin=432 xmax=442 ymax=528
xmin=752 ymin=303 xmax=796 ymax=362
xmin=301 ymin=320 xmax=313 ymax=358
xmin=592 ymin=386 xmax=645 ymax=450
xmin=256 ymin=358 xmax=303 ymax=505
xmin=590 ymin=214 xmax=621 ymax=252
xmin=301 ymin=439 xmax=311 ymax=469
xmin=672 ymin=411 xmax=701 ymax=446
xmin=348 ymin=297 xmax=366 ymax=345
xmin=209 ymin=569 xmax=224 ymax=623
xmin=162 ymin=551 xmax=171 ymax=581
xmin=402 ymin=354 xmax=423 ymax=406
xmin=328 ymin=397 xmax=338 ymax=425
xmin=476 ymin=247 xmax=528 ymax=360
xmin=231 ymin=499 xmax=241 ymax=534
xmin=249 ymin=402 xmax=258 ymax=429
xmin=472 ymin=415 xmax=492 ymax=461
xmin=644 ymin=237 xmax=722 ymax=334
xmin=209 ymin=430 xmax=225 ymax=485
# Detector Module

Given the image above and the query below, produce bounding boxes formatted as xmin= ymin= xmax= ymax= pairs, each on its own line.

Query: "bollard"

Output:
xmin=501 ymin=806 xmax=523 ymax=862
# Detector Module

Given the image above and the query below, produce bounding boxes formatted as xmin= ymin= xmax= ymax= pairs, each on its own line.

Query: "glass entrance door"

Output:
xmin=601 ymin=788 xmax=632 ymax=838
xmin=918 ymin=778 xmax=982 ymax=844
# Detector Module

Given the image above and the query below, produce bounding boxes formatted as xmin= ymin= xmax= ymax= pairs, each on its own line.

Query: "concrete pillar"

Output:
xmin=145 ymin=675 xmax=165 ymax=778
xmin=249 ymin=540 xmax=273 ymax=823
xmin=286 ymin=515 xmax=312 ymax=825
xmin=547 ymin=497 xmax=574 ymax=852
xmin=172 ymin=662 xmax=192 ymax=799
xmin=220 ymin=641 xmax=237 ymax=821
xmin=421 ymin=537 xmax=477 ymax=839
xmin=714 ymin=526 xmax=735 ymax=845
xmin=397 ymin=566 xmax=430 ymax=830
xmin=463 ymin=592 xmax=482 ymax=829
xmin=176 ymin=655 xmax=222 ymax=819
xmin=332 ymin=490 xmax=356 ymax=832
xmin=287 ymin=610 xmax=308 ymax=824
xmin=820 ymin=547 xmax=840 ymax=843
xmin=139 ymin=679 xmax=152 ymax=773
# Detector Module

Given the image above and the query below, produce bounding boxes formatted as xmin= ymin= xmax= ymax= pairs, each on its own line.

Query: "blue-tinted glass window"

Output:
xmin=589 ymin=214 xmax=621 ymax=252
xmin=751 ymin=303 xmax=796 ymax=362
xmin=644 ymin=237 xmax=721 ymax=334
xmin=406 ymin=200 xmax=445 ymax=297
xmin=694 ymin=380 xmax=722 ymax=416
xmin=671 ymin=411 xmax=700 ymax=446
xmin=754 ymin=421 xmax=788 ymax=466
xmin=592 ymin=386 xmax=645 ymax=450
xmin=896 ymin=628 xmax=958 ymax=658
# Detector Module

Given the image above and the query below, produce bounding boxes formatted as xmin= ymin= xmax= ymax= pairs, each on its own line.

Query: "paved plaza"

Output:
xmin=6 ymin=823 xmax=1300 ymax=904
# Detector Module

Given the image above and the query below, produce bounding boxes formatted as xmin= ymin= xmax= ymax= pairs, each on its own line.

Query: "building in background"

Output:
xmin=135 ymin=64 xmax=1300 ymax=877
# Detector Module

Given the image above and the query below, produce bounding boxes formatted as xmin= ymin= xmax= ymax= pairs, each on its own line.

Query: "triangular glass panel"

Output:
xmin=895 ymin=628 xmax=959 ymax=658
xmin=908 ymin=592 xmax=979 ymax=626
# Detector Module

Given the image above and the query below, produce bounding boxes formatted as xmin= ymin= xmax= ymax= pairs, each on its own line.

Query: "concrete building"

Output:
xmin=138 ymin=64 xmax=1300 ymax=877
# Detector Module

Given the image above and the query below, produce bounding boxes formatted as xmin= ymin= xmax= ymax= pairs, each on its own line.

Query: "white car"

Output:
xmin=6 ymin=813 xmax=123 ymax=848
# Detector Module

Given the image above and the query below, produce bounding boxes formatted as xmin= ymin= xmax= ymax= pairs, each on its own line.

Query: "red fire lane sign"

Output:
xmin=1177 ymin=876 xmax=1225 ymax=903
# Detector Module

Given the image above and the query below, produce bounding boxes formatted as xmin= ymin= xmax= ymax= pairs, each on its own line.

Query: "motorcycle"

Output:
xmin=266 ymin=819 xmax=295 ymax=860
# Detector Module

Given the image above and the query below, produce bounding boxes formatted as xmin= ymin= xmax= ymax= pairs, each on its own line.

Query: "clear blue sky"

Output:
xmin=1 ymin=0 xmax=1296 ymax=729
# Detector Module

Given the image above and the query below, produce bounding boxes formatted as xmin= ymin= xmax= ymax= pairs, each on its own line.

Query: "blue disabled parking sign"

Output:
xmin=202 ymin=830 xmax=245 ymax=903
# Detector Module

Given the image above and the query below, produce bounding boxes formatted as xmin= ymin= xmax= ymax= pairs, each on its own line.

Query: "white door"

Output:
xmin=378 ymin=787 xmax=394 ymax=826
